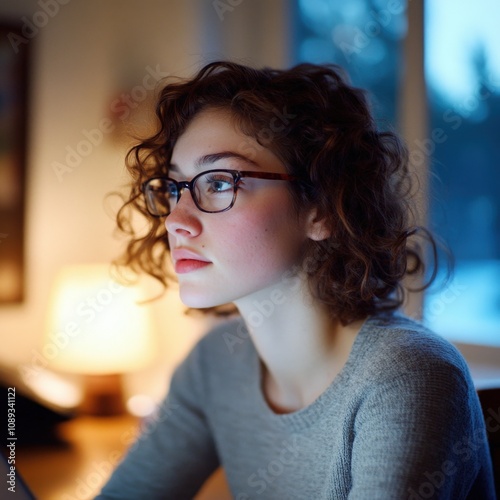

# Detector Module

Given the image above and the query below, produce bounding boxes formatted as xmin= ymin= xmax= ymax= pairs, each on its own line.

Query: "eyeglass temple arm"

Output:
xmin=238 ymin=171 xmax=298 ymax=181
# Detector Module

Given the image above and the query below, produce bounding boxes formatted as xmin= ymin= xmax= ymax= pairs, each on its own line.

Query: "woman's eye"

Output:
xmin=211 ymin=180 xmax=232 ymax=192
xmin=166 ymin=184 xmax=178 ymax=198
xmin=204 ymin=175 xmax=234 ymax=193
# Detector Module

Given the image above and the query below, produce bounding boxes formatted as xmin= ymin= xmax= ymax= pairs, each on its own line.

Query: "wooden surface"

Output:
xmin=15 ymin=414 xmax=230 ymax=499
xmin=15 ymin=414 xmax=139 ymax=499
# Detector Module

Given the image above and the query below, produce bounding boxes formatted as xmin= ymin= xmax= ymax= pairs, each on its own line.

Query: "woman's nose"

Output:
xmin=164 ymin=190 xmax=202 ymax=238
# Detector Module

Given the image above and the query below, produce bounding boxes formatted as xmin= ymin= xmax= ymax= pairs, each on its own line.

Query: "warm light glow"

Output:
xmin=43 ymin=264 xmax=158 ymax=375
xmin=21 ymin=367 xmax=83 ymax=409
xmin=126 ymin=394 xmax=157 ymax=417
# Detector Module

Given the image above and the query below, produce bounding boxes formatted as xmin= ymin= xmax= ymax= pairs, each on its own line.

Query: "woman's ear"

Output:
xmin=305 ymin=208 xmax=331 ymax=241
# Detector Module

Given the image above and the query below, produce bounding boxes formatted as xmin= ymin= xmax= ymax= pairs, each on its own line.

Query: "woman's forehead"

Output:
xmin=171 ymin=108 xmax=286 ymax=175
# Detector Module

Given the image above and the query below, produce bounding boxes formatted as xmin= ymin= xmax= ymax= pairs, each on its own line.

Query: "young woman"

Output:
xmin=97 ymin=61 xmax=495 ymax=499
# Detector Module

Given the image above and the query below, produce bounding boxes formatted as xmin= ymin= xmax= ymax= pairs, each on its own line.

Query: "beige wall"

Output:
xmin=0 ymin=0 xmax=290 ymax=397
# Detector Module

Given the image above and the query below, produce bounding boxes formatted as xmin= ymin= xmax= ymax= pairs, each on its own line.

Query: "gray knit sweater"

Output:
xmin=96 ymin=314 xmax=495 ymax=499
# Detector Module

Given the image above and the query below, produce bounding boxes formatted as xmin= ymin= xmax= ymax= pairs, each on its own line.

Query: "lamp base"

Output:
xmin=80 ymin=374 xmax=126 ymax=416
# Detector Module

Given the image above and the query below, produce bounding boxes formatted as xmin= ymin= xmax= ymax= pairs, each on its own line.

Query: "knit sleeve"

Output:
xmin=348 ymin=356 xmax=492 ymax=499
xmin=95 ymin=341 xmax=219 ymax=500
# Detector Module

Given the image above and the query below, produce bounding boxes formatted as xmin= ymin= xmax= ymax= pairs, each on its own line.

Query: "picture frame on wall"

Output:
xmin=0 ymin=22 xmax=29 ymax=303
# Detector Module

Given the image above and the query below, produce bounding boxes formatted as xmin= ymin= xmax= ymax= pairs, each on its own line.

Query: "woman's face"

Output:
xmin=165 ymin=107 xmax=312 ymax=309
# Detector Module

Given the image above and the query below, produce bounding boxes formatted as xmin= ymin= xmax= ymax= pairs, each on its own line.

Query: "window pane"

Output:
xmin=293 ymin=0 xmax=406 ymax=125
xmin=424 ymin=0 xmax=500 ymax=345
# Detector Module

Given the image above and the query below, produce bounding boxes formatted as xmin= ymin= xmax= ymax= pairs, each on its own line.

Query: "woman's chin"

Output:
xmin=179 ymin=290 xmax=225 ymax=310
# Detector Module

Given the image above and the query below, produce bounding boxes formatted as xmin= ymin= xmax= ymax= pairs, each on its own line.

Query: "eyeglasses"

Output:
xmin=142 ymin=169 xmax=297 ymax=216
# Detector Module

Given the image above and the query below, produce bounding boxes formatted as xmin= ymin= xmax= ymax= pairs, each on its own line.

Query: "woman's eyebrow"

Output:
xmin=195 ymin=151 xmax=260 ymax=169
xmin=169 ymin=151 xmax=260 ymax=173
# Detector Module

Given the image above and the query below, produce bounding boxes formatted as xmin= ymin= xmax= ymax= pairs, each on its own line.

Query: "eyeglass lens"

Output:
xmin=144 ymin=170 xmax=237 ymax=216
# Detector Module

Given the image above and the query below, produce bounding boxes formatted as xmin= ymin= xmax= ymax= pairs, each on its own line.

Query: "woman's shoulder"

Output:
xmin=354 ymin=313 xmax=472 ymax=385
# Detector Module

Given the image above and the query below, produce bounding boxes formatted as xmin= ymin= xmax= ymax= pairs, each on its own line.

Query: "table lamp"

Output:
xmin=43 ymin=263 xmax=158 ymax=415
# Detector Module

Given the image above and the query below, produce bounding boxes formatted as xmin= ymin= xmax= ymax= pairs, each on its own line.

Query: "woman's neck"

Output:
xmin=234 ymin=277 xmax=365 ymax=413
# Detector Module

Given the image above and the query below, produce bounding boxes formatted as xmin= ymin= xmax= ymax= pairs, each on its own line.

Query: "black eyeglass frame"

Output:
xmin=141 ymin=169 xmax=299 ymax=217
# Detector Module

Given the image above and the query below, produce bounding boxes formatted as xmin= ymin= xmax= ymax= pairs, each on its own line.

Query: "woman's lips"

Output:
xmin=174 ymin=259 xmax=211 ymax=274
xmin=172 ymin=248 xmax=211 ymax=274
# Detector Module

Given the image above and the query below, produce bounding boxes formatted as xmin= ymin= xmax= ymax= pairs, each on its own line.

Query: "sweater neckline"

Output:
xmin=250 ymin=314 xmax=379 ymax=431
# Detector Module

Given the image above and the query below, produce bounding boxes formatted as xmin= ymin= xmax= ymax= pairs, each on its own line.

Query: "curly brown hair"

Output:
xmin=115 ymin=60 xmax=438 ymax=324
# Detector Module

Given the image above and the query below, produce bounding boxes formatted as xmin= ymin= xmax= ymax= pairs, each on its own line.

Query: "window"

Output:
xmin=293 ymin=0 xmax=406 ymax=124
xmin=294 ymin=0 xmax=500 ymax=346
xmin=424 ymin=0 xmax=500 ymax=346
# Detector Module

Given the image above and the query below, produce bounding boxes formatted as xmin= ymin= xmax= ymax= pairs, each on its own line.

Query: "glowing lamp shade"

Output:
xmin=43 ymin=264 xmax=158 ymax=415
xmin=44 ymin=264 xmax=157 ymax=375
